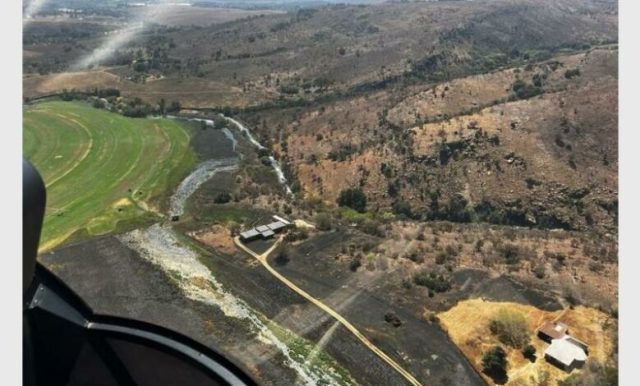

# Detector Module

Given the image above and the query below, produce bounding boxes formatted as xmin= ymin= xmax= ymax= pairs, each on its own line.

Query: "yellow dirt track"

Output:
xmin=234 ymin=235 xmax=424 ymax=386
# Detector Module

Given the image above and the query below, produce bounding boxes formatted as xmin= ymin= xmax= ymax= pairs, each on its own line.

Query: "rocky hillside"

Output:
xmin=241 ymin=46 xmax=618 ymax=233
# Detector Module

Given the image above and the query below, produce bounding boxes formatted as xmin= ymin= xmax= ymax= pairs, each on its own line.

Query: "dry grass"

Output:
xmin=438 ymin=298 xmax=616 ymax=386
xmin=23 ymin=70 xmax=122 ymax=97
xmin=193 ymin=225 xmax=237 ymax=255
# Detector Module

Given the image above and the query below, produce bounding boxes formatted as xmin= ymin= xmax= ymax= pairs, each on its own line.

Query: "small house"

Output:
xmin=544 ymin=335 xmax=588 ymax=371
xmin=537 ymin=321 xmax=589 ymax=372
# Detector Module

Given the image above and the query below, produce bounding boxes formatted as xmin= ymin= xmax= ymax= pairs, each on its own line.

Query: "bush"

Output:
xmin=435 ymin=251 xmax=449 ymax=265
xmin=522 ymin=344 xmax=536 ymax=361
xmin=274 ymin=247 xmax=290 ymax=266
xmin=532 ymin=264 xmax=546 ymax=279
xmin=533 ymin=369 xmax=550 ymax=386
xmin=392 ymin=200 xmax=413 ymax=218
xmin=512 ymin=79 xmax=542 ymax=99
xmin=564 ymin=68 xmax=581 ymax=79
xmin=167 ymin=100 xmax=181 ymax=113
xmin=92 ymin=98 xmax=106 ymax=109
xmin=314 ymin=213 xmax=332 ymax=231
xmin=284 ymin=228 xmax=309 ymax=242
xmin=500 ymin=244 xmax=521 ymax=265
xmin=413 ymin=271 xmax=451 ymax=293
xmin=361 ymin=219 xmax=385 ymax=237
xmin=384 ymin=312 xmax=402 ymax=328
xmin=489 ymin=309 xmax=530 ymax=348
xmin=337 ymin=188 xmax=367 ymax=213
xmin=279 ymin=85 xmax=300 ymax=95
xmin=213 ymin=192 xmax=231 ymax=204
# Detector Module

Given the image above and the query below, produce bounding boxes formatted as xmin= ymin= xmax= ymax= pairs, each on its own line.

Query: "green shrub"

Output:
xmin=489 ymin=309 xmax=530 ymax=348
xmin=413 ymin=271 xmax=451 ymax=293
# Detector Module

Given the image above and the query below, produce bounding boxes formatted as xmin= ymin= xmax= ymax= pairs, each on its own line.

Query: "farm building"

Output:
xmin=239 ymin=229 xmax=260 ymax=242
xmin=239 ymin=215 xmax=292 ymax=242
xmin=544 ymin=335 xmax=588 ymax=371
xmin=537 ymin=321 xmax=589 ymax=371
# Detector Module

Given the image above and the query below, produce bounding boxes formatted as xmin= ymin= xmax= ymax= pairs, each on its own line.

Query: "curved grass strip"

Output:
xmin=23 ymin=101 xmax=196 ymax=251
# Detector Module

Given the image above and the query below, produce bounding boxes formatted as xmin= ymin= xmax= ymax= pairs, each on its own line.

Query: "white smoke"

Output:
xmin=70 ymin=4 xmax=176 ymax=71
xmin=23 ymin=0 xmax=48 ymax=27
xmin=71 ymin=22 xmax=145 ymax=70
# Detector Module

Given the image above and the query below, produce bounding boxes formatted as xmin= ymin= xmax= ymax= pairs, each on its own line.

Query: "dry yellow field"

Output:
xmin=437 ymin=298 xmax=616 ymax=385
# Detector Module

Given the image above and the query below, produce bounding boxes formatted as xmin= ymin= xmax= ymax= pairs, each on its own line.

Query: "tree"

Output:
xmin=158 ymin=98 xmax=166 ymax=115
xmin=337 ymin=188 xmax=367 ymax=213
xmin=489 ymin=309 xmax=530 ymax=348
xmin=482 ymin=346 xmax=508 ymax=384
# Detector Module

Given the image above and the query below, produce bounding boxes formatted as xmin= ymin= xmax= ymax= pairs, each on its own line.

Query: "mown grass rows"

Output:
xmin=23 ymin=101 xmax=196 ymax=249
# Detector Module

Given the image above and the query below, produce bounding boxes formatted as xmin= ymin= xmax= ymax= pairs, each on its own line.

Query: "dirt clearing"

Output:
xmin=438 ymin=298 xmax=616 ymax=385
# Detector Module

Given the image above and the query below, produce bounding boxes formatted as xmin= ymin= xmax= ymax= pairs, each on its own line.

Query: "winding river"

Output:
xmin=168 ymin=113 xmax=293 ymax=196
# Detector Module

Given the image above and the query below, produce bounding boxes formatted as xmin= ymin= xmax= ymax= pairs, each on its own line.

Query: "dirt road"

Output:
xmin=234 ymin=236 xmax=424 ymax=386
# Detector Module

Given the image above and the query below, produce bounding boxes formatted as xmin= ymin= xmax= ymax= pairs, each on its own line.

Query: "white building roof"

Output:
xmin=256 ymin=225 xmax=270 ymax=232
xmin=267 ymin=221 xmax=286 ymax=230
xmin=240 ymin=229 xmax=259 ymax=239
xmin=272 ymin=215 xmax=291 ymax=225
xmin=544 ymin=336 xmax=588 ymax=367
xmin=261 ymin=230 xmax=275 ymax=238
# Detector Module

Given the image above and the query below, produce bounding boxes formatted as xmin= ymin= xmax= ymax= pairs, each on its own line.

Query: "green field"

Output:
xmin=23 ymin=101 xmax=196 ymax=251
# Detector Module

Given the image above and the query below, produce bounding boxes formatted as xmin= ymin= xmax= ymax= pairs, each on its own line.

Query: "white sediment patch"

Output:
xmin=222 ymin=128 xmax=238 ymax=151
xmin=168 ymin=158 xmax=238 ymax=218
xmin=117 ymin=224 xmax=353 ymax=386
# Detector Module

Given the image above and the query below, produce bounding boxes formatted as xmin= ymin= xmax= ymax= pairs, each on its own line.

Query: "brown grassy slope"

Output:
xmin=243 ymin=48 xmax=617 ymax=233
xmin=387 ymin=48 xmax=618 ymax=127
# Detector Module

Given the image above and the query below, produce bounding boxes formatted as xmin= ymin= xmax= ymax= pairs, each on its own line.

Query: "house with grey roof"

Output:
xmin=537 ymin=321 xmax=589 ymax=372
